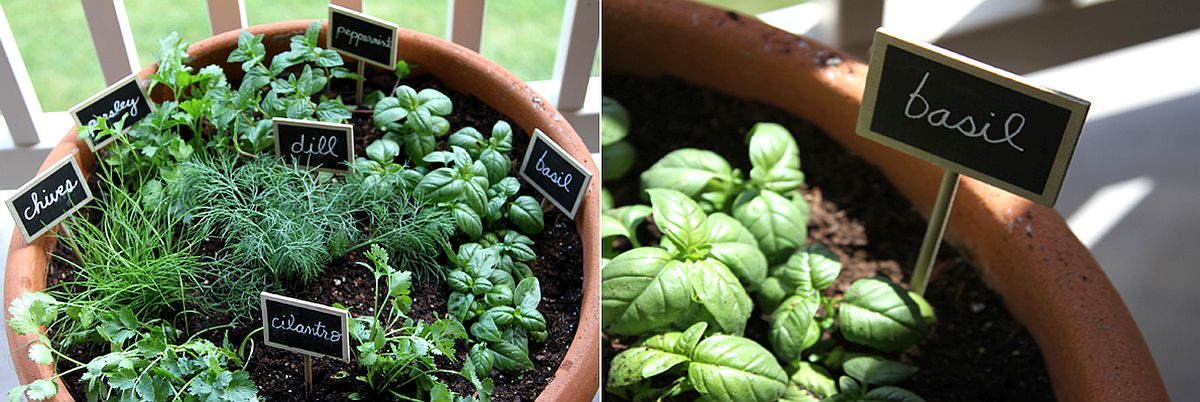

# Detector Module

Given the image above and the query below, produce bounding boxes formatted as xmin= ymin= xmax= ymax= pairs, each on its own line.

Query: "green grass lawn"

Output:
xmin=0 ymin=0 xmax=797 ymax=112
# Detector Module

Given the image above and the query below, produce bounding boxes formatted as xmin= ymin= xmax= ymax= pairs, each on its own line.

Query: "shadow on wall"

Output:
xmin=1052 ymin=90 xmax=1200 ymax=402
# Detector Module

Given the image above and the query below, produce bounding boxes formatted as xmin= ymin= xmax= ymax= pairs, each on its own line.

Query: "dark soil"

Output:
xmin=602 ymin=74 xmax=1054 ymax=402
xmin=46 ymin=63 xmax=583 ymax=401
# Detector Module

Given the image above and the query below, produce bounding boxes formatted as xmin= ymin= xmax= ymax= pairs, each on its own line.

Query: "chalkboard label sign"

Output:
xmin=260 ymin=292 xmax=350 ymax=362
xmin=68 ymin=74 xmax=155 ymax=151
xmin=4 ymin=155 xmax=93 ymax=243
xmin=857 ymin=29 xmax=1089 ymax=206
xmin=327 ymin=4 xmax=400 ymax=69
xmin=273 ymin=118 xmax=355 ymax=173
xmin=519 ymin=129 xmax=592 ymax=219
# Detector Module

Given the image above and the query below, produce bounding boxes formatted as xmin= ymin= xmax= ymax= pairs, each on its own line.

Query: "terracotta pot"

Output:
xmin=603 ymin=1 xmax=1166 ymax=401
xmin=4 ymin=20 xmax=599 ymax=402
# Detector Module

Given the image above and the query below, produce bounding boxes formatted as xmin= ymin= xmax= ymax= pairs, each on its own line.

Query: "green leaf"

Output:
xmin=365 ymin=138 xmax=401 ymax=163
xmin=770 ymin=294 xmax=820 ymax=363
xmin=705 ymin=212 xmax=768 ymax=288
xmin=415 ymin=168 xmax=462 ymax=202
xmin=453 ymin=203 xmax=483 ymax=240
xmin=449 ymin=126 xmax=485 ymax=154
xmin=25 ymin=379 xmax=57 ymax=400
xmin=490 ymin=341 xmax=533 ymax=372
xmin=686 ymin=259 xmax=752 ymax=335
xmin=480 ymin=148 xmax=510 ymax=185
xmin=607 ymin=344 xmax=689 ymax=390
xmin=417 ymin=88 xmax=452 ymax=115
xmin=843 ymin=356 xmax=918 ymax=386
xmin=601 ymin=248 xmax=692 ymax=336
xmin=471 ymin=314 xmax=502 ymax=343
xmin=839 ymin=278 xmax=930 ymax=352
xmin=851 ymin=387 xmax=928 ymax=402
xmin=733 ymin=190 xmax=807 ymax=263
xmin=490 ymin=121 xmax=513 ymax=153
xmin=601 ymin=96 xmax=630 ymax=146
xmin=27 ymin=343 xmax=52 ymax=365
xmin=373 ymin=96 xmax=408 ymax=129
xmin=315 ymin=48 xmax=343 ymax=67
xmin=688 ymin=335 xmax=788 ymax=402
xmin=514 ymin=277 xmax=541 ymax=311
xmin=602 ymin=140 xmax=636 ymax=181
xmin=316 ymin=97 xmax=352 ymax=122
xmin=756 ymin=276 xmax=790 ymax=314
xmin=784 ymin=362 xmax=837 ymax=400
xmin=747 ymin=122 xmax=804 ymax=193
xmin=508 ymin=196 xmax=544 ymax=234
xmin=777 ymin=243 xmax=842 ymax=294
xmin=8 ymin=292 xmax=56 ymax=335
xmin=648 ymin=189 xmax=710 ymax=257
xmin=641 ymin=149 xmax=735 ymax=211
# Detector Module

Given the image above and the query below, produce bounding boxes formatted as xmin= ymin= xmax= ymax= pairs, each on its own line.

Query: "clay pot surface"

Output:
xmin=603 ymin=1 xmax=1166 ymax=401
xmin=5 ymin=20 xmax=599 ymax=402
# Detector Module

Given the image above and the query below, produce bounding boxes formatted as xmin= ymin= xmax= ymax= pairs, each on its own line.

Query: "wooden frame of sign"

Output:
xmin=519 ymin=129 xmax=593 ymax=219
xmin=857 ymin=29 xmax=1089 ymax=207
xmin=4 ymin=155 xmax=94 ymax=243
xmin=260 ymin=292 xmax=351 ymax=362
xmin=272 ymin=118 xmax=356 ymax=174
xmin=327 ymin=4 xmax=400 ymax=70
xmin=67 ymin=74 xmax=156 ymax=152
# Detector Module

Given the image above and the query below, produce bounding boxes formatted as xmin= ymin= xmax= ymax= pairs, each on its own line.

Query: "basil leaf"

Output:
xmin=415 ymin=168 xmax=461 ymax=202
xmin=756 ymin=275 xmax=790 ymax=314
xmin=490 ymin=340 xmax=533 ymax=372
xmin=449 ymin=126 xmax=485 ymax=155
xmin=733 ymin=190 xmax=807 ymax=263
xmin=514 ymin=277 xmax=541 ymax=311
xmin=373 ymin=96 xmax=407 ymax=129
xmin=648 ymin=189 xmax=710 ymax=257
xmin=705 ymin=212 xmax=768 ymax=288
xmin=688 ymin=335 xmax=788 ymax=402
xmin=602 ymin=141 xmax=636 ymax=181
xmin=602 ymin=248 xmax=692 ymax=336
xmin=747 ymin=123 xmax=804 ymax=193
xmin=641 ymin=149 xmax=735 ymax=211
xmin=843 ymin=356 xmax=918 ymax=386
xmin=601 ymin=96 xmax=630 ymax=146
xmin=452 ymin=203 xmax=483 ymax=240
xmin=508 ymin=196 xmax=544 ymax=235
xmin=687 ymin=259 xmax=752 ymax=335
xmin=607 ymin=345 xmax=689 ymax=390
xmin=770 ymin=294 xmax=820 ymax=363
xmin=857 ymin=387 xmax=927 ymax=402
xmin=601 ymin=214 xmax=630 ymax=244
xmin=365 ymin=138 xmax=400 ymax=164
xmin=470 ymin=314 xmax=502 ymax=343
xmin=784 ymin=362 xmax=837 ymax=401
xmin=839 ymin=278 xmax=930 ymax=352
xmin=778 ymin=243 xmax=842 ymax=294
xmin=480 ymin=148 xmax=511 ymax=185
xmin=417 ymin=88 xmax=452 ymax=115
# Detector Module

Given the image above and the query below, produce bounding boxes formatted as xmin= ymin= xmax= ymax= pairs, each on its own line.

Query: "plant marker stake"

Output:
xmin=304 ymin=355 xmax=313 ymax=398
xmin=911 ymin=170 xmax=959 ymax=295
xmin=356 ymin=60 xmax=365 ymax=106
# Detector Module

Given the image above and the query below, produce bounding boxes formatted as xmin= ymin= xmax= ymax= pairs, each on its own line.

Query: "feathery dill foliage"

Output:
xmin=345 ymin=181 xmax=456 ymax=280
xmin=53 ymin=176 xmax=211 ymax=339
xmin=165 ymin=155 xmax=359 ymax=284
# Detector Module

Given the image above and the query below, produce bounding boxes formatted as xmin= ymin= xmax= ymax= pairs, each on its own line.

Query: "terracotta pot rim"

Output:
xmin=603 ymin=1 xmax=1166 ymax=401
xmin=5 ymin=20 xmax=599 ymax=402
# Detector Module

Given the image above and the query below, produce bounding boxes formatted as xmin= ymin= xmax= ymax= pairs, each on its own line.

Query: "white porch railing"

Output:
xmin=0 ymin=0 xmax=600 ymax=188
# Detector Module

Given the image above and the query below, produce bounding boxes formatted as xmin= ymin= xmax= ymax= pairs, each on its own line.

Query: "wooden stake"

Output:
xmin=911 ymin=170 xmax=959 ymax=295
xmin=355 ymin=60 xmax=365 ymax=106
xmin=304 ymin=355 xmax=313 ymax=398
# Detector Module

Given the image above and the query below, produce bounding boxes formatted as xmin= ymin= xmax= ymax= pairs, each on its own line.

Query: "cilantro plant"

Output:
xmin=7 ymin=293 xmax=258 ymax=402
xmin=338 ymin=245 xmax=490 ymax=401
xmin=603 ymin=123 xmax=934 ymax=402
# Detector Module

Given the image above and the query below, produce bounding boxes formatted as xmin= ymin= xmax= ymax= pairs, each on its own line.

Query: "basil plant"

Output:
xmin=603 ymin=122 xmax=936 ymax=402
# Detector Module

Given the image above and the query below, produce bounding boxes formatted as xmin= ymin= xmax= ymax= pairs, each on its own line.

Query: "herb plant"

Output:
xmin=8 ymin=293 xmax=258 ymax=402
xmin=603 ymin=123 xmax=934 ymax=401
